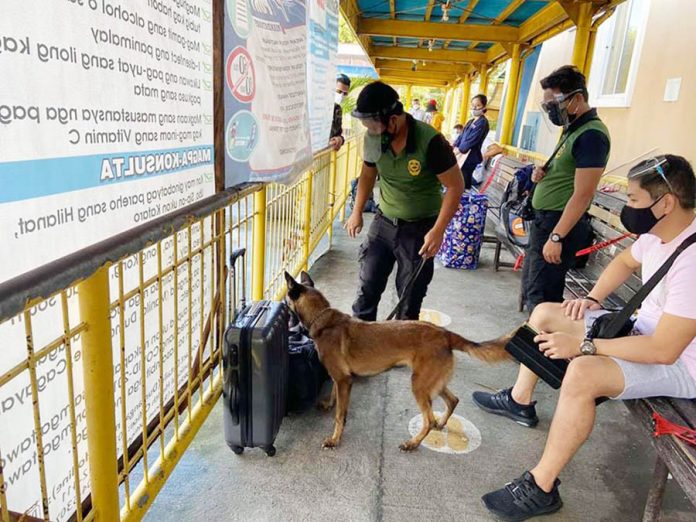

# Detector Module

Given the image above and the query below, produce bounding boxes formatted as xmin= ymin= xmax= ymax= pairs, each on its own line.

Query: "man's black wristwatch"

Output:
xmin=550 ymin=233 xmax=563 ymax=243
xmin=580 ymin=338 xmax=597 ymax=356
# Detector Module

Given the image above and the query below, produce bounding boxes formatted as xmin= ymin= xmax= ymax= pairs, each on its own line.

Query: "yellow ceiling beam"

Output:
xmin=485 ymin=1 xmax=568 ymax=62
xmin=390 ymin=0 xmax=396 ymax=46
xmin=382 ymin=77 xmax=450 ymax=88
xmin=493 ymin=0 xmax=525 ymax=25
xmin=445 ymin=1 xmax=480 ymax=50
xmin=485 ymin=0 xmax=617 ymax=62
xmin=381 ymin=74 xmax=452 ymax=87
xmin=425 ymin=0 xmax=436 ymax=21
xmin=370 ymin=45 xmax=488 ymax=64
xmin=380 ymin=68 xmax=464 ymax=81
xmin=339 ymin=2 xmax=372 ymax=58
xmin=471 ymin=0 xmax=523 ymax=51
xmin=357 ymin=18 xmax=520 ymax=43
xmin=381 ymin=70 xmax=452 ymax=82
xmin=375 ymin=59 xmax=472 ymax=74
xmin=459 ymin=0 xmax=480 ymax=23
xmin=519 ymin=1 xmax=574 ymax=42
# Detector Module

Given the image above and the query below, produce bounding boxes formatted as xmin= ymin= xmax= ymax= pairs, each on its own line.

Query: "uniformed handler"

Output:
xmin=345 ymin=81 xmax=464 ymax=321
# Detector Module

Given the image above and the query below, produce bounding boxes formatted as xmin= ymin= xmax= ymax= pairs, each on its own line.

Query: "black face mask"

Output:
xmin=620 ymin=196 xmax=666 ymax=234
xmin=546 ymin=103 xmax=566 ymax=127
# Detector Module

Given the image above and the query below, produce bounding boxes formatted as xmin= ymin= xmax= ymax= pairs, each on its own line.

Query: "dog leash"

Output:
xmin=385 ymin=257 xmax=428 ymax=321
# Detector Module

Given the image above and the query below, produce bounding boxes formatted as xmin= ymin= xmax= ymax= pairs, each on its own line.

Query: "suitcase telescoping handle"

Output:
xmin=228 ymin=248 xmax=247 ymax=320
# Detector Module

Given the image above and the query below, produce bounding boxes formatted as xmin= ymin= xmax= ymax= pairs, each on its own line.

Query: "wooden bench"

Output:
xmin=479 ymin=149 xmax=696 ymax=519
xmin=476 ymin=151 xmax=639 ymax=306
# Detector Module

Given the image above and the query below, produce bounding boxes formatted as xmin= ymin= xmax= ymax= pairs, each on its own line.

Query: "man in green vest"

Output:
xmin=521 ymin=65 xmax=611 ymax=312
xmin=345 ymin=81 xmax=464 ymax=320
xmin=473 ymin=66 xmax=611 ymax=519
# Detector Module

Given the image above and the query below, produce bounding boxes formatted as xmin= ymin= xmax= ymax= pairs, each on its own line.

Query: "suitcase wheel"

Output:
xmin=264 ymin=445 xmax=276 ymax=457
xmin=228 ymin=444 xmax=244 ymax=455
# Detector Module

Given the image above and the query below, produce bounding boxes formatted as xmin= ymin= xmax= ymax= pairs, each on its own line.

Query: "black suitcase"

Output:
xmin=223 ymin=249 xmax=289 ymax=456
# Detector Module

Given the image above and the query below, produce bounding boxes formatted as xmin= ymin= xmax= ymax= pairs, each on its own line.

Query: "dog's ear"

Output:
xmin=285 ymin=271 xmax=304 ymax=301
xmin=300 ymin=271 xmax=314 ymax=288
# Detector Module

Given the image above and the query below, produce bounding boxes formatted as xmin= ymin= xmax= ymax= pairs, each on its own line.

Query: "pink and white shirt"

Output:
xmin=630 ymin=217 xmax=696 ymax=380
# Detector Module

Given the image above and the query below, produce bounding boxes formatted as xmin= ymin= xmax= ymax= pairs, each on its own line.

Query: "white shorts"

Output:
xmin=584 ymin=309 xmax=696 ymax=400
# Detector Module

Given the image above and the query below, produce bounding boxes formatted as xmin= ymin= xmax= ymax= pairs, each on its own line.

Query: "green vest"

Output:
xmin=532 ymin=119 xmax=610 ymax=211
xmin=376 ymin=120 xmax=443 ymax=221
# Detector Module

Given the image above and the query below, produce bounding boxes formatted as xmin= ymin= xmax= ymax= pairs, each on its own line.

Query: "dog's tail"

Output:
xmin=448 ymin=331 xmax=514 ymax=363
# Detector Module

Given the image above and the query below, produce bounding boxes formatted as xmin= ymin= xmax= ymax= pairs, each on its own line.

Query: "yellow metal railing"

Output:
xmin=0 ymin=139 xmax=361 ymax=522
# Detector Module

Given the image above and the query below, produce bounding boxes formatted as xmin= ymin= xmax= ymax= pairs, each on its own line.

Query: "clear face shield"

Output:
xmin=598 ymin=149 xmax=668 ymax=194
xmin=627 ymin=156 xmax=674 ymax=192
xmin=540 ymin=88 xmax=583 ymax=128
xmin=351 ymin=102 xmax=397 ymax=163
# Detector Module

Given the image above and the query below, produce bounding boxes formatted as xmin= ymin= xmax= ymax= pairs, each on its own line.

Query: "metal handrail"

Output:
xmin=0 ymin=183 xmax=260 ymax=323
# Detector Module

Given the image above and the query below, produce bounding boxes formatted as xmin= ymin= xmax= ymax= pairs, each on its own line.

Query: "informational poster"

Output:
xmin=0 ymin=1 xmax=214 ymax=519
xmin=0 ymin=0 xmax=216 ymax=282
xmin=307 ymin=0 xmax=339 ymax=154
xmin=225 ymin=0 xmax=331 ymax=187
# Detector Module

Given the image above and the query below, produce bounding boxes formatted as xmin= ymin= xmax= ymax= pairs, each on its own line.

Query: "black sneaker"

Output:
xmin=482 ymin=471 xmax=562 ymax=521
xmin=472 ymin=387 xmax=539 ymax=427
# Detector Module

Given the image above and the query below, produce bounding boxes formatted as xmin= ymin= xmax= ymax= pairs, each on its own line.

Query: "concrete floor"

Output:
xmin=145 ymin=216 xmax=694 ymax=521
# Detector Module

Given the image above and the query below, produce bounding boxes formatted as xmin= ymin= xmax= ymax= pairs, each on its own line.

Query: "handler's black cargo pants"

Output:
xmin=352 ymin=211 xmax=436 ymax=321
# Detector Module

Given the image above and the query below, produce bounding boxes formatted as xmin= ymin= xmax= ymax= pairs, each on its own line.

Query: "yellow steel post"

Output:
xmin=500 ymin=44 xmax=521 ymax=146
xmin=448 ymin=86 xmax=460 ymax=129
xmin=444 ymin=88 xmax=454 ymax=128
xmin=584 ymin=26 xmax=598 ymax=78
xmin=571 ymin=2 xmax=593 ymax=72
xmin=404 ymin=84 xmax=412 ymax=109
xmin=585 ymin=7 xmax=616 ymax=79
xmin=478 ymin=64 xmax=489 ymax=98
xmin=340 ymin=141 xmax=352 ymax=222
xmin=252 ymin=186 xmax=267 ymax=300
xmin=459 ymin=75 xmax=472 ymax=122
xmin=328 ymin=150 xmax=337 ymax=246
xmin=442 ymin=88 xmax=451 ymax=130
xmin=77 ymin=266 xmax=120 ymax=521
xmin=302 ymin=172 xmax=313 ymax=271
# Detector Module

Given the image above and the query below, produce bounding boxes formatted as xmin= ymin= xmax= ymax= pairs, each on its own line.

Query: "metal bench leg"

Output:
xmin=494 ymin=241 xmax=502 ymax=272
xmin=643 ymin=456 xmax=669 ymax=522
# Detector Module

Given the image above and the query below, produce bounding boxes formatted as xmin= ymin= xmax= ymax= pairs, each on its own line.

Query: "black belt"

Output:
xmin=376 ymin=210 xmax=437 ymax=227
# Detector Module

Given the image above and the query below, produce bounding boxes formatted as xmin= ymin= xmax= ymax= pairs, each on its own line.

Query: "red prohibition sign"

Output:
xmin=226 ymin=46 xmax=256 ymax=103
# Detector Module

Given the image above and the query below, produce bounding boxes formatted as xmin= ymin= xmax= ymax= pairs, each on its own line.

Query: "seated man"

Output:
xmin=476 ymin=154 xmax=696 ymax=521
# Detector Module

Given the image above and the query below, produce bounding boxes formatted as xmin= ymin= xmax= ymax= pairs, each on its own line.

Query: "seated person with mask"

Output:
xmin=479 ymin=155 xmax=696 ymax=521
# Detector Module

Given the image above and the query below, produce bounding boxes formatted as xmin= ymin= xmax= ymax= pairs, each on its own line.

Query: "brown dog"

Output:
xmin=284 ymin=271 xmax=511 ymax=451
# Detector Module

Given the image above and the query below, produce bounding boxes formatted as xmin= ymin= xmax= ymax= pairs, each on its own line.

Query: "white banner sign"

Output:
xmin=0 ymin=1 xmax=215 ymax=519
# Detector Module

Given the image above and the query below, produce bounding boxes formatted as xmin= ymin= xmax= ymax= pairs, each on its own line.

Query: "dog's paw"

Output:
xmin=322 ymin=437 xmax=338 ymax=449
xmin=398 ymin=440 xmax=420 ymax=452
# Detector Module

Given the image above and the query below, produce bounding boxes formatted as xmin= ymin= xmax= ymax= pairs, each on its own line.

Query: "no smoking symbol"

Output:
xmin=226 ymin=46 xmax=256 ymax=103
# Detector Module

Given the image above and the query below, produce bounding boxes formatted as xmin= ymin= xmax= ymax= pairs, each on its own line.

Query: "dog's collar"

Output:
xmin=306 ymin=307 xmax=332 ymax=332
